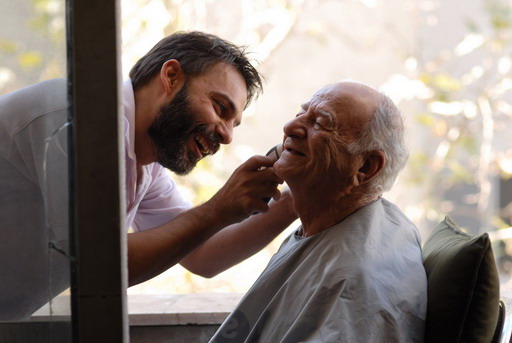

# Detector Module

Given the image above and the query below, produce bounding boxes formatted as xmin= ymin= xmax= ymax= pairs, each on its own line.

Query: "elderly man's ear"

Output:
xmin=353 ymin=151 xmax=386 ymax=186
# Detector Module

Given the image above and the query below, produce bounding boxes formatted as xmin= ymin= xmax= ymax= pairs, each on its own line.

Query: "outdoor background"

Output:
xmin=2 ymin=0 xmax=511 ymax=294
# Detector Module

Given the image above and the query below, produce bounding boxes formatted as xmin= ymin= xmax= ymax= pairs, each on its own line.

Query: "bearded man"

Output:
xmin=0 ymin=31 xmax=297 ymax=320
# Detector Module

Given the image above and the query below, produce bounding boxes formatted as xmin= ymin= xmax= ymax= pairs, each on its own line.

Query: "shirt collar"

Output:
xmin=123 ymin=79 xmax=136 ymax=161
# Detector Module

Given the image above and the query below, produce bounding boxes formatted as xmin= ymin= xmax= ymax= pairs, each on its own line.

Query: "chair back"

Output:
xmin=423 ymin=217 xmax=503 ymax=342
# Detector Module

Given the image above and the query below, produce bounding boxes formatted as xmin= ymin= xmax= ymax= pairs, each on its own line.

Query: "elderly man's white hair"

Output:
xmin=346 ymin=84 xmax=408 ymax=195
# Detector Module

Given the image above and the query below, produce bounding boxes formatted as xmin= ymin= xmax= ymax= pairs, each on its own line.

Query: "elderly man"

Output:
xmin=210 ymin=81 xmax=427 ymax=342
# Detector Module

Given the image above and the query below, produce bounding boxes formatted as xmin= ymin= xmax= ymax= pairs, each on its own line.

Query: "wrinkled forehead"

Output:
xmin=309 ymin=82 xmax=379 ymax=125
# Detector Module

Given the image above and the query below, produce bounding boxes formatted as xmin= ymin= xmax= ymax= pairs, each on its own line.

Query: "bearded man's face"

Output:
xmin=147 ymin=83 xmax=220 ymax=175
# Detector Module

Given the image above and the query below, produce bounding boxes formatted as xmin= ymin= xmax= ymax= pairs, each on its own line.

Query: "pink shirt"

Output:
xmin=122 ymin=80 xmax=192 ymax=231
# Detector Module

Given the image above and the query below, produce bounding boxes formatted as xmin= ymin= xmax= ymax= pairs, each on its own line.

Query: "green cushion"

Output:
xmin=422 ymin=216 xmax=500 ymax=343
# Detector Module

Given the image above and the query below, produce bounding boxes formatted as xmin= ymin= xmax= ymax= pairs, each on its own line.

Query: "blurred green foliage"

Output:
xmin=406 ymin=0 xmax=512 ymax=232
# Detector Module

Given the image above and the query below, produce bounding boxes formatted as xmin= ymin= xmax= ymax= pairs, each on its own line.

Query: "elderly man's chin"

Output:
xmin=273 ymin=159 xmax=294 ymax=181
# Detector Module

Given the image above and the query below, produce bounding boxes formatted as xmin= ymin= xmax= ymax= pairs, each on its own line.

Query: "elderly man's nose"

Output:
xmin=283 ymin=117 xmax=306 ymax=137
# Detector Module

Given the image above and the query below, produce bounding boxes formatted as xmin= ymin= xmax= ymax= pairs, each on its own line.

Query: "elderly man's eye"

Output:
xmin=314 ymin=121 xmax=327 ymax=130
xmin=314 ymin=117 xmax=330 ymax=129
xmin=315 ymin=111 xmax=334 ymax=130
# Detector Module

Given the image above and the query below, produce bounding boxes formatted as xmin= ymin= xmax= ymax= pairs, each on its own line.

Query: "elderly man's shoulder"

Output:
xmin=315 ymin=198 xmax=423 ymax=275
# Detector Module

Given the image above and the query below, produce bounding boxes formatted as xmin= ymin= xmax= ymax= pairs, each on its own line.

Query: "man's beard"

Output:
xmin=147 ymin=83 xmax=220 ymax=175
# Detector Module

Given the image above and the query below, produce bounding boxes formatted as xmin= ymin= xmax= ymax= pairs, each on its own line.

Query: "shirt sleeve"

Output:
xmin=132 ymin=165 xmax=192 ymax=232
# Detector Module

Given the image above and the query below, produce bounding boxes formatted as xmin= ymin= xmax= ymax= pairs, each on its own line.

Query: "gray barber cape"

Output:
xmin=210 ymin=198 xmax=427 ymax=343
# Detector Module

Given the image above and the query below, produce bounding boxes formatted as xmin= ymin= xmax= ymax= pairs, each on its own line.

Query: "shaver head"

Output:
xmin=258 ymin=143 xmax=283 ymax=209
xmin=265 ymin=143 xmax=283 ymax=162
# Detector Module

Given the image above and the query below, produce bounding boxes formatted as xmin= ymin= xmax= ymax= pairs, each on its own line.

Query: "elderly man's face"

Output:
xmin=274 ymin=82 xmax=379 ymax=191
